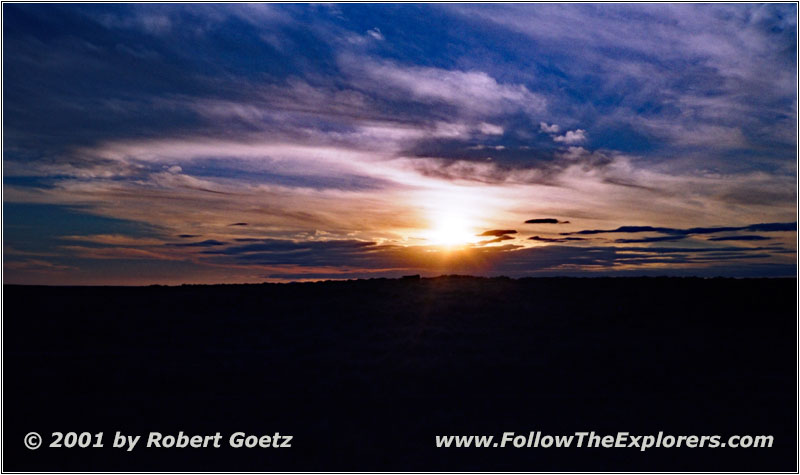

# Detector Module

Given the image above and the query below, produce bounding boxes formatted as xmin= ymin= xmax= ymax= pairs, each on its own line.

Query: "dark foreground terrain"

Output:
xmin=3 ymin=277 xmax=796 ymax=471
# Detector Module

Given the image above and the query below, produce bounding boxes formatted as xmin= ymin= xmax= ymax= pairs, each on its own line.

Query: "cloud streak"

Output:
xmin=562 ymin=222 xmax=797 ymax=236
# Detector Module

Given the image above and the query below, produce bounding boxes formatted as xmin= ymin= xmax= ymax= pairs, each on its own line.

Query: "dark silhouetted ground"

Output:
xmin=3 ymin=276 xmax=796 ymax=471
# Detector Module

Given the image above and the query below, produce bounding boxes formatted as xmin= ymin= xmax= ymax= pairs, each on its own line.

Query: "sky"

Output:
xmin=3 ymin=3 xmax=797 ymax=285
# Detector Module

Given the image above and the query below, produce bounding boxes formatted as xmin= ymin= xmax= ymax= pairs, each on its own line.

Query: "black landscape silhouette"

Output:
xmin=3 ymin=276 xmax=795 ymax=471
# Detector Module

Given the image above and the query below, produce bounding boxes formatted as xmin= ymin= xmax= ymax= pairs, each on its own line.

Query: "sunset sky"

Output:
xmin=4 ymin=3 xmax=797 ymax=284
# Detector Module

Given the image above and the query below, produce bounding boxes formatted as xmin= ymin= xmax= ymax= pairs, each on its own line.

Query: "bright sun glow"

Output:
xmin=415 ymin=186 xmax=502 ymax=248
xmin=426 ymin=213 xmax=478 ymax=247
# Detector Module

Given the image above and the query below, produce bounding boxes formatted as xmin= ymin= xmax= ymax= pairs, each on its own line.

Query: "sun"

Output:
xmin=426 ymin=213 xmax=478 ymax=247
xmin=415 ymin=187 xmax=491 ymax=248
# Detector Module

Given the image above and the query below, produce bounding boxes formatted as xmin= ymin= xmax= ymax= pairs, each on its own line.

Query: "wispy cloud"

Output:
xmin=342 ymin=57 xmax=546 ymax=119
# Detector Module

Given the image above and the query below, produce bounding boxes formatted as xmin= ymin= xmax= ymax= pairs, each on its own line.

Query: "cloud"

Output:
xmin=708 ymin=235 xmax=772 ymax=242
xmin=529 ymin=236 xmax=586 ymax=243
xmin=525 ymin=218 xmax=568 ymax=224
xmin=563 ymin=222 xmax=796 ymax=236
xmin=529 ymin=236 xmax=566 ymax=243
xmin=229 ymin=222 xmax=249 ymax=226
xmin=345 ymin=58 xmax=547 ymax=118
xmin=169 ymin=239 xmax=227 ymax=247
xmin=614 ymin=235 xmax=688 ymax=244
xmin=202 ymin=237 xmax=794 ymax=279
xmin=60 ymin=245 xmax=184 ymax=261
xmin=59 ymin=234 xmax=165 ymax=246
xmin=452 ymin=3 xmax=795 ymax=159
xmin=478 ymin=229 xmax=518 ymax=237
xmin=204 ymin=238 xmax=378 ymax=256
xmin=479 ymin=235 xmax=515 ymax=245
xmin=4 ymin=259 xmax=76 ymax=272
xmin=747 ymin=222 xmax=798 ymax=232
xmin=539 ymin=122 xmax=560 ymax=134
xmin=553 ymin=129 xmax=587 ymax=144
xmin=478 ymin=122 xmax=504 ymax=135
xmin=366 ymin=28 xmax=384 ymax=41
